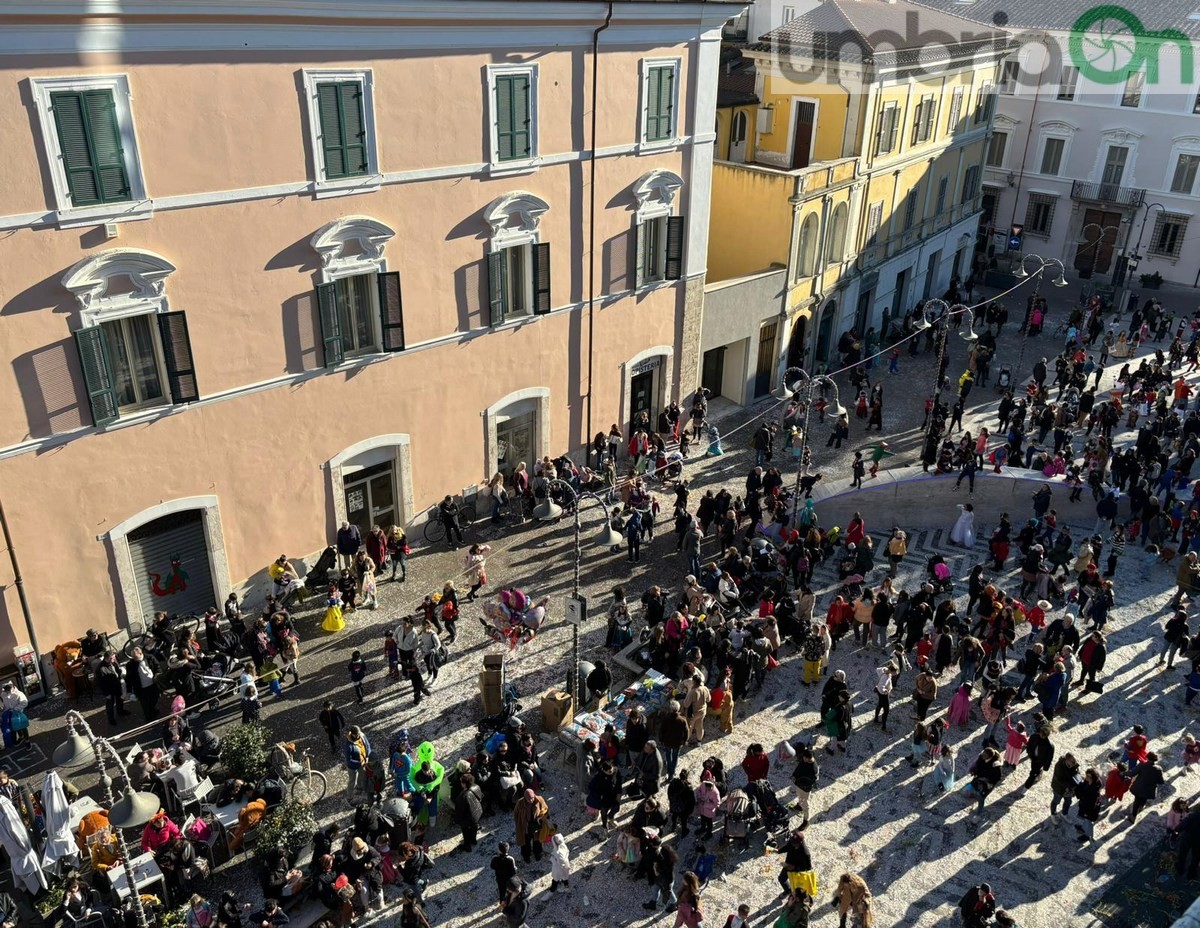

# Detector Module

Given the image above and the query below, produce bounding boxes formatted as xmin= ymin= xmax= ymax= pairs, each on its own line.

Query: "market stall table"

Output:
xmin=557 ymin=669 xmax=675 ymax=786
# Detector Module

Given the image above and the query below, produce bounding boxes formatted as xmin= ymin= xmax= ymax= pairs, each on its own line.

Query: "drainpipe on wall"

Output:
xmin=0 ymin=495 xmax=43 ymax=704
xmin=585 ymin=1 xmax=614 ymax=449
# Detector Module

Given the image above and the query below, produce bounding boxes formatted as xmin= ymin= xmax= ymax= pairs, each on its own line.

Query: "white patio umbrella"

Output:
xmin=0 ymin=795 xmax=46 ymax=894
xmin=40 ymin=771 xmax=80 ymax=871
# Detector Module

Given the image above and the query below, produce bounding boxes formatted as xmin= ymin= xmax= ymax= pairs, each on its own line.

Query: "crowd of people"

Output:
xmin=16 ymin=285 xmax=1200 ymax=928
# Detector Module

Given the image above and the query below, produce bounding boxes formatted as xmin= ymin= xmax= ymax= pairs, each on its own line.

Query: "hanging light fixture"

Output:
xmin=533 ymin=498 xmax=563 ymax=522
xmin=52 ymin=733 xmax=94 ymax=769
xmin=595 ymin=522 xmax=624 ymax=548
xmin=108 ymin=787 xmax=160 ymax=830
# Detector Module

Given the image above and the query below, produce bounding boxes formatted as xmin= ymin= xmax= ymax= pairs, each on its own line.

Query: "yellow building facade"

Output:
xmin=703 ymin=0 xmax=1006 ymax=401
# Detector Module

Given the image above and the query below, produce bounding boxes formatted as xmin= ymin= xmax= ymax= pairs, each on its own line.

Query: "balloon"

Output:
xmin=510 ymin=589 xmax=528 ymax=612
xmin=525 ymin=605 xmax=546 ymax=630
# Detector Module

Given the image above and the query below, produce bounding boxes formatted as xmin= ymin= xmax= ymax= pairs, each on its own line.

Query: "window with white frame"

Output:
xmin=641 ymin=59 xmax=680 ymax=146
xmin=986 ymin=132 xmax=1008 ymax=167
xmin=1040 ymin=137 xmax=1065 ymax=175
xmin=1121 ymin=70 xmax=1145 ymax=108
xmin=1024 ymin=193 xmax=1057 ymax=236
xmin=1001 ymin=59 xmax=1020 ymax=94
xmin=902 ymin=186 xmax=920 ymax=231
xmin=63 ymin=249 xmax=199 ymax=426
xmin=487 ymin=64 xmax=538 ymax=168
xmin=1149 ymin=213 xmax=1189 ymax=258
xmin=961 ymin=165 xmax=980 ymax=203
xmin=973 ymin=82 xmax=995 ymax=124
xmin=911 ymin=95 xmax=936 ymax=144
xmin=826 ymin=203 xmax=848 ymax=264
xmin=865 ymin=201 xmax=884 ymax=246
xmin=782 ymin=5 xmax=796 ymax=23
xmin=876 ymin=103 xmax=900 ymax=154
xmin=1171 ymin=153 xmax=1200 ymax=194
xmin=483 ymin=191 xmax=553 ymax=325
xmin=1057 ymin=65 xmax=1079 ymax=101
xmin=947 ymin=87 xmax=964 ymax=133
xmin=31 ymin=75 xmax=149 ymax=224
xmin=795 ymin=213 xmax=819 ymax=278
xmin=633 ymin=170 xmax=686 ymax=288
xmin=302 ymin=69 xmax=379 ymax=194
xmin=310 ymin=217 xmax=404 ymax=366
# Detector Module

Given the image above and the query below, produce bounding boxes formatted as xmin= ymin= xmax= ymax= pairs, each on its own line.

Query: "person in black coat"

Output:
xmin=96 ymin=651 xmax=129 ymax=726
xmin=1129 ymin=753 xmax=1165 ymax=822
xmin=819 ymin=670 xmax=848 ymax=718
xmin=1022 ymin=725 xmax=1056 ymax=788
xmin=125 ymin=647 xmax=161 ymax=722
xmin=1174 ymin=809 xmax=1200 ymax=880
xmin=666 ymin=770 xmax=696 ymax=836
xmin=454 ymin=772 xmax=484 ymax=851
xmin=586 ymin=761 xmax=622 ymax=829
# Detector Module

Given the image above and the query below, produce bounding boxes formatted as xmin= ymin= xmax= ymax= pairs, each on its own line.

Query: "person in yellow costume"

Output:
xmin=322 ymin=586 xmax=346 ymax=633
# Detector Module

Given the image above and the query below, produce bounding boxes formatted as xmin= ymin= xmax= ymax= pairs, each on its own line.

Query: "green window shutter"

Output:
xmin=495 ymin=74 xmax=531 ymax=162
xmin=487 ymin=251 xmax=509 ymax=326
xmin=665 ymin=216 xmax=686 ymax=280
xmin=339 ymin=83 xmax=368 ymax=176
xmin=74 ymin=325 xmax=120 ymax=426
xmin=316 ymin=282 xmax=344 ymax=367
xmin=634 ymin=220 xmax=647 ymax=289
xmin=646 ymin=67 xmax=673 ymax=141
xmin=51 ymin=90 xmax=130 ymax=206
xmin=532 ymin=243 xmax=552 ymax=315
xmin=157 ymin=311 xmax=200 ymax=404
xmin=377 ymin=271 xmax=405 ymax=352
xmin=317 ymin=82 xmax=368 ymax=179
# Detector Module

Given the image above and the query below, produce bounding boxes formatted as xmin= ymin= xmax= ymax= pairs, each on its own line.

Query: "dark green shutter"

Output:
xmin=646 ymin=67 xmax=674 ymax=141
xmin=316 ymin=282 xmax=344 ymax=367
xmin=532 ymin=243 xmax=551 ymax=315
xmin=495 ymin=74 xmax=531 ymax=162
xmin=51 ymin=90 xmax=130 ymax=206
xmin=486 ymin=252 xmax=508 ymax=326
xmin=377 ymin=271 xmax=405 ymax=352
xmin=634 ymin=220 xmax=646 ymax=289
xmin=74 ymin=326 xmax=120 ymax=426
xmin=157 ymin=311 xmax=200 ymax=404
xmin=317 ymin=82 xmax=368 ymax=179
xmin=665 ymin=216 xmax=685 ymax=280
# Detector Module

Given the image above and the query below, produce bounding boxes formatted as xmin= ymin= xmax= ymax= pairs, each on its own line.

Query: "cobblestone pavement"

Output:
xmin=18 ymin=276 xmax=1200 ymax=927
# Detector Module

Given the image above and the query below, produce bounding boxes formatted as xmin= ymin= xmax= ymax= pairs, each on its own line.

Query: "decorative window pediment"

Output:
xmin=1039 ymin=120 xmax=1078 ymax=135
xmin=62 ymin=248 xmax=176 ymax=321
xmin=310 ymin=216 xmax=396 ymax=281
xmin=1101 ymin=127 xmax=1143 ymax=145
xmin=633 ymin=169 xmax=684 ymax=221
xmin=484 ymin=191 xmax=550 ymax=250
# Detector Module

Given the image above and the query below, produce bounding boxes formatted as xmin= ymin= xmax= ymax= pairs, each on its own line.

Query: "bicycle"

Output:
xmin=290 ymin=749 xmax=328 ymax=805
xmin=122 ymin=613 xmax=201 ymax=659
xmin=423 ymin=499 xmax=477 ymax=545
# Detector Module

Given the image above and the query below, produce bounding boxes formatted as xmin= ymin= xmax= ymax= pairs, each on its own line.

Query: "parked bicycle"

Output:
xmin=423 ymin=496 xmax=477 ymax=545
xmin=290 ymin=748 xmax=328 ymax=805
xmin=122 ymin=612 xmax=201 ymax=659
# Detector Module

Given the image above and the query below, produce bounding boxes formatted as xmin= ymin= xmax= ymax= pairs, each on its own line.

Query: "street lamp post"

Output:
xmin=1123 ymin=202 xmax=1168 ymax=289
xmin=533 ymin=481 xmax=622 ymax=706
xmin=53 ymin=710 xmax=162 ymax=928
xmin=916 ymin=299 xmax=974 ymax=413
xmin=1014 ymin=254 xmax=1069 ymax=383
xmin=779 ymin=367 xmax=844 ymax=522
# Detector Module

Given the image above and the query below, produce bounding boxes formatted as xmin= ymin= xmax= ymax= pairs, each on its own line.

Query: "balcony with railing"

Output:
xmin=1070 ymin=180 xmax=1146 ymax=208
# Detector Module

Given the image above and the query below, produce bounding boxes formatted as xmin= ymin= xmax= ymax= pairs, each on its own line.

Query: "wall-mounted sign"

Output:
xmin=631 ymin=357 xmax=663 ymax=376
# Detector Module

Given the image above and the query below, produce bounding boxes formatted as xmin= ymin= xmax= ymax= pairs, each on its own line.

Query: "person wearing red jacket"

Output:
xmin=740 ymin=744 xmax=770 ymax=784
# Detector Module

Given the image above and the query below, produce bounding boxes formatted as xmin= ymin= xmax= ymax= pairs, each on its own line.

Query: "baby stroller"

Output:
xmin=926 ymin=556 xmax=953 ymax=595
xmin=303 ymin=545 xmax=337 ymax=595
xmin=746 ymin=779 xmax=789 ymax=830
xmin=720 ymin=787 xmax=756 ymax=847
xmin=995 ymin=364 xmax=1011 ymax=391
xmin=190 ymin=655 xmax=238 ymax=712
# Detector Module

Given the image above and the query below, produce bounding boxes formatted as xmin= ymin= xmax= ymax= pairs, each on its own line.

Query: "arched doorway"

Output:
xmin=786 ymin=315 xmax=807 ymax=369
xmin=815 ymin=301 xmax=837 ymax=364
xmin=730 ymin=111 xmax=748 ymax=163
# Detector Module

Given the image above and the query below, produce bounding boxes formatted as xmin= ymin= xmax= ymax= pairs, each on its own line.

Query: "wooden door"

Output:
xmin=791 ymin=101 xmax=816 ymax=170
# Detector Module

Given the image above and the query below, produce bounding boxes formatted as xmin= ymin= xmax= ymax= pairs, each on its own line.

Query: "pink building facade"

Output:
xmin=0 ymin=0 xmax=732 ymax=657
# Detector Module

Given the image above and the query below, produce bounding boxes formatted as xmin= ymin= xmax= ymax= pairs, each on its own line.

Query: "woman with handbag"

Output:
xmin=463 ymin=543 xmax=493 ymax=602
xmin=387 ymin=525 xmax=409 ymax=583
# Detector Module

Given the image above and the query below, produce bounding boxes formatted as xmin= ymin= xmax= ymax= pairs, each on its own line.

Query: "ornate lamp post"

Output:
xmin=54 ymin=710 xmax=162 ymax=928
xmin=916 ymin=299 xmax=975 ymax=412
xmin=533 ymin=481 xmax=622 ymax=705
xmin=779 ymin=366 xmax=845 ymax=521
xmin=1014 ymin=254 xmax=1069 ymax=382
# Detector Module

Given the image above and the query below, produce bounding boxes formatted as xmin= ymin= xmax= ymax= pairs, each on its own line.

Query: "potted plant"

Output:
xmin=1139 ymin=270 xmax=1163 ymax=289
xmin=254 ymin=798 xmax=318 ymax=865
xmin=219 ymin=722 xmax=270 ymax=782
xmin=161 ymin=904 xmax=190 ymax=928
xmin=36 ymin=874 xmax=68 ymax=925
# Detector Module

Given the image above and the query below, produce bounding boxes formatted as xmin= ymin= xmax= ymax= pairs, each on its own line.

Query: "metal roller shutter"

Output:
xmin=127 ymin=510 xmax=216 ymax=621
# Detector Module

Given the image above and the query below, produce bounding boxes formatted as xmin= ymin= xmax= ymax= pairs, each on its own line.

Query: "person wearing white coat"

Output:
xmin=950 ymin=503 xmax=976 ymax=548
xmin=549 ymin=833 xmax=571 ymax=891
